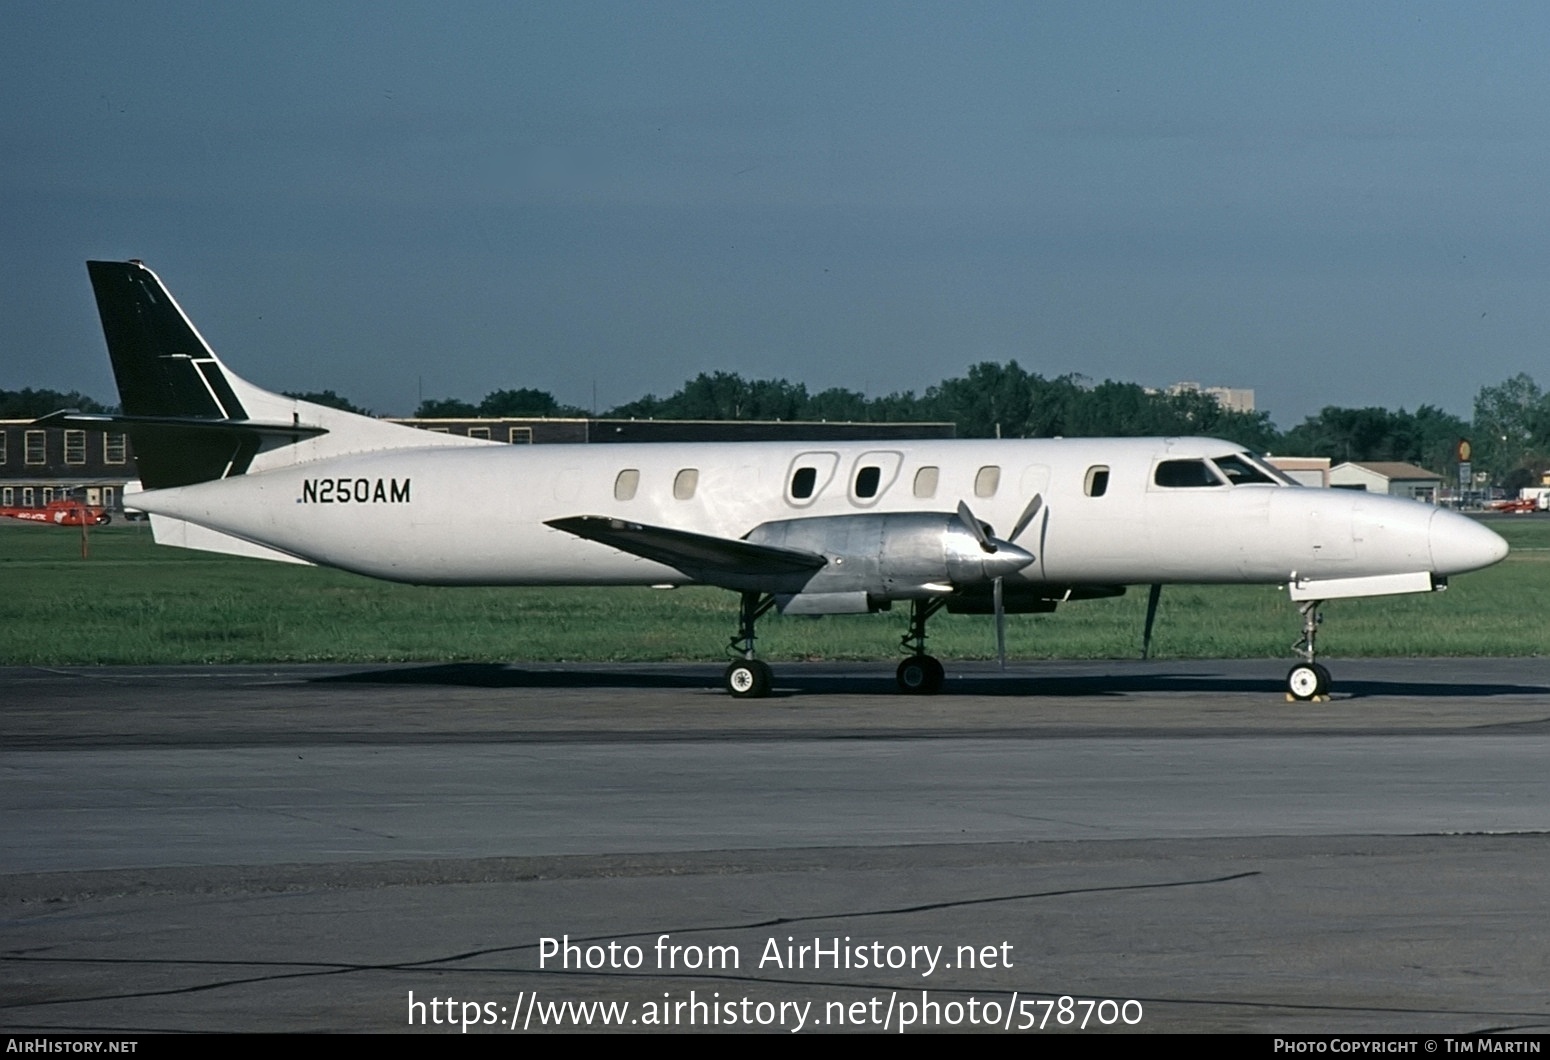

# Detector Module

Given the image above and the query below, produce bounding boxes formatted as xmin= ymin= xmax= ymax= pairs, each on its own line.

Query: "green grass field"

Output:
xmin=2 ymin=516 xmax=1547 ymax=665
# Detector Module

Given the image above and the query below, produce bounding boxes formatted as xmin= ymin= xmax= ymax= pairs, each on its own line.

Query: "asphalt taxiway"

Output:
xmin=3 ymin=659 xmax=1549 ymax=1034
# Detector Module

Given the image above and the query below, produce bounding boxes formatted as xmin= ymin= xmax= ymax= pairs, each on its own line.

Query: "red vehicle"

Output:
xmin=1489 ymin=497 xmax=1539 ymax=514
xmin=0 ymin=499 xmax=112 ymax=526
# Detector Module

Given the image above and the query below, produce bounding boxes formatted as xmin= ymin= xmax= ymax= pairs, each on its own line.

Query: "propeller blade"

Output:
xmin=1009 ymin=493 xmax=1044 ymax=542
xmin=994 ymin=576 xmax=1007 ymax=670
xmin=956 ymin=500 xmax=997 ymax=553
xmin=1141 ymin=583 xmax=1162 ymax=660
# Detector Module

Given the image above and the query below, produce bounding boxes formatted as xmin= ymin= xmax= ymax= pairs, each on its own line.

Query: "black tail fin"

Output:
xmin=78 ymin=260 xmax=325 ymax=488
xmin=87 ymin=260 xmax=248 ymax=420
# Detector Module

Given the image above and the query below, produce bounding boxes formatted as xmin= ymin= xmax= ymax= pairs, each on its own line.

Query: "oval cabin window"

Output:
xmin=674 ymin=468 xmax=699 ymax=500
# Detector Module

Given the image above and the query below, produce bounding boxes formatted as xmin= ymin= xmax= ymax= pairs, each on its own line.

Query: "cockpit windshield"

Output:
xmin=1209 ymin=453 xmax=1279 ymax=486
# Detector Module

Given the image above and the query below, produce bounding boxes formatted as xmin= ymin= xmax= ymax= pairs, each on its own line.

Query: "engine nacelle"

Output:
xmin=746 ymin=512 xmax=1034 ymax=612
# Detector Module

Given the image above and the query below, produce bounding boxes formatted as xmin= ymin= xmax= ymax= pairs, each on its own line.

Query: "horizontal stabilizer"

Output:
xmin=546 ymin=515 xmax=826 ymax=588
xmin=33 ymin=409 xmax=328 ymax=440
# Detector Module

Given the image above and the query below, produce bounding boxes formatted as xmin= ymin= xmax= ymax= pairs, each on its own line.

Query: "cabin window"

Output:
xmin=854 ymin=465 xmax=881 ymax=499
xmin=103 ymin=434 xmax=126 ymax=464
xmin=785 ymin=451 xmax=839 ymax=506
xmin=674 ymin=468 xmax=699 ymax=500
xmin=614 ymin=469 xmax=640 ymax=501
xmin=1085 ymin=465 xmax=1110 ymax=497
xmin=466 ymin=427 xmax=490 ymax=440
xmin=1154 ymin=459 xmax=1223 ymax=488
xmin=64 ymin=430 xmax=87 ymax=465
xmin=508 ymin=427 xmax=533 ymax=444
xmin=24 ymin=430 xmax=45 ymax=465
xmin=791 ymin=466 xmax=817 ymax=499
xmin=974 ymin=465 xmax=1001 ymax=498
xmin=913 ymin=466 xmax=939 ymax=498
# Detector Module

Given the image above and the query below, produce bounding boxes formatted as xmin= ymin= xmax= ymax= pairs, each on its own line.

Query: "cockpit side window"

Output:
xmin=1210 ymin=454 xmax=1277 ymax=486
xmin=1154 ymin=459 xmax=1224 ymax=488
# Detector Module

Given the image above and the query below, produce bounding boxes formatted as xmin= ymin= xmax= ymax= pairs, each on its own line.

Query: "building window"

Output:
xmin=467 ymin=426 xmax=490 ymax=440
xmin=43 ymin=488 xmax=54 ymax=504
xmin=103 ymin=487 xmax=116 ymax=508
xmin=974 ymin=465 xmax=1001 ymax=498
xmin=673 ymin=468 xmax=699 ymax=500
xmin=24 ymin=430 xmax=46 ymax=465
xmin=913 ymin=466 xmax=939 ymax=498
xmin=104 ymin=434 xmax=127 ymax=464
xmin=64 ymin=430 xmax=87 ymax=465
xmin=0 ymin=430 xmax=7 ymax=464
xmin=1 ymin=488 xmax=12 ymax=506
xmin=614 ymin=469 xmax=640 ymax=501
xmin=22 ymin=487 xmax=34 ymax=506
xmin=508 ymin=427 xmax=533 ymax=444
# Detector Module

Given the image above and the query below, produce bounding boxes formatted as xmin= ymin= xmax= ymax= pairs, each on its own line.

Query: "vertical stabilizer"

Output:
xmin=81 ymin=260 xmax=487 ymax=488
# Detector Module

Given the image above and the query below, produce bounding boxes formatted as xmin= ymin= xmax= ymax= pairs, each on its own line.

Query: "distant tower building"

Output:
xmin=1166 ymin=382 xmax=1256 ymax=414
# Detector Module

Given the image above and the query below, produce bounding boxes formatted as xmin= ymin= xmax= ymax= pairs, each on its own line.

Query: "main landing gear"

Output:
xmin=897 ymin=598 xmax=947 ymax=694
xmin=1286 ymin=599 xmax=1332 ymax=701
xmin=720 ymin=593 xmax=953 ymax=697
xmin=724 ymin=591 xmax=776 ymax=698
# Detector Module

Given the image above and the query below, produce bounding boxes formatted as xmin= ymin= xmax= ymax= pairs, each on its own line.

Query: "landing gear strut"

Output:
xmin=724 ymin=591 xmax=775 ymax=698
xmin=1286 ymin=599 xmax=1332 ymax=701
xmin=897 ymin=598 xmax=946 ymax=694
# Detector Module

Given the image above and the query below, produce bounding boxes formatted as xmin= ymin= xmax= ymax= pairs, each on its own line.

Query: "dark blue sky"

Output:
xmin=5 ymin=1 xmax=1549 ymax=426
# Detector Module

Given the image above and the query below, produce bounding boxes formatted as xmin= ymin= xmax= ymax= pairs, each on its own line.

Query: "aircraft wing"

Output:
xmin=545 ymin=515 xmax=826 ymax=589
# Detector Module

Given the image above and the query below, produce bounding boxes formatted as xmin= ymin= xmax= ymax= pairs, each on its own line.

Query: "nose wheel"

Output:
xmin=1286 ymin=600 xmax=1333 ymax=701
xmin=1286 ymin=661 xmax=1332 ymax=701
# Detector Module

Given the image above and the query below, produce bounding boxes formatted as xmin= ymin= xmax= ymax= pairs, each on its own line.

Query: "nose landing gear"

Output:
xmin=1286 ymin=599 xmax=1332 ymax=701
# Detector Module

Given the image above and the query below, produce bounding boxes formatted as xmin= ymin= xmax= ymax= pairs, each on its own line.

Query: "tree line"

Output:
xmin=6 ymin=367 xmax=1548 ymax=488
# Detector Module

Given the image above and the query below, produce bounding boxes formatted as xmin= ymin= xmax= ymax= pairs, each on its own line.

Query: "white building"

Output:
xmin=1328 ymin=461 xmax=1443 ymax=504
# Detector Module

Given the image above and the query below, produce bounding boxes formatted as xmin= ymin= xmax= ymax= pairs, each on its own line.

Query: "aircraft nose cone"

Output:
xmin=1429 ymin=509 xmax=1509 ymax=575
xmin=984 ymin=540 xmax=1037 ymax=578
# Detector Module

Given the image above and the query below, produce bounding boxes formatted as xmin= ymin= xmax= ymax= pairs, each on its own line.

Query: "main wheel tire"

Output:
xmin=897 ymin=654 xmax=945 ymax=695
xmin=724 ymin=659 xmax=772 ymax=698
xmin=1287 ymin=663 xmax=1322 ymax=701
xmin=1311 ymin=661 xmax=1332 ymax=697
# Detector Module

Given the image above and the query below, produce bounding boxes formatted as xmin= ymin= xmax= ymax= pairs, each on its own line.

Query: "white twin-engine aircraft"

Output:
xmin=55 ymin=260 xmax=1508 ymax=699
